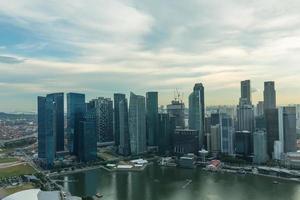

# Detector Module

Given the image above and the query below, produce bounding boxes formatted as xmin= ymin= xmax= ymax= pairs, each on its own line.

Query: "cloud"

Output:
xmin=1 ymin=0 xmax=300 ymax=111
xmin=0 ymin=55 xmax=25 ymax=64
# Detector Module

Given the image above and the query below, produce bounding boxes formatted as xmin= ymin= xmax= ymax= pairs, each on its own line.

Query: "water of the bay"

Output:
xmin=60 ymin=164 xmax=300 ymax=200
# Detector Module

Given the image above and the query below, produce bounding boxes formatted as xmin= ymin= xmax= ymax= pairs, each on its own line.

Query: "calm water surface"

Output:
xmin=60 ymin=165 xmax=300 ymax=200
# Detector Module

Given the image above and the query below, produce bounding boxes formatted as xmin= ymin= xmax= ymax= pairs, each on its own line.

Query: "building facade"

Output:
xmin=67 ymin=93 xmax=85 ymax=155
xmin=90 ymin=97 xmax=114 ymax=143
xmin=189 ymin=83 xmax=205 ymax=149
xmin=129 ymin=92 xmax=147 ymax=155
xmin=114 ymin=93 xmax=126 ymax=147
xmin=118 ymin=98 xmax=131 ymax=156
xmin=146 ymin=91 xmax=158 ymax=146
xmin=264 ymin=81 xmax=276 ymax=110
xmin=37 ymin=93 xmax=64 ymax=168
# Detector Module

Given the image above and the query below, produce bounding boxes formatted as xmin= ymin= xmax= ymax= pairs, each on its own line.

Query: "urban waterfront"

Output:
xmin=60 ymin=165 xmax=300 ymax=200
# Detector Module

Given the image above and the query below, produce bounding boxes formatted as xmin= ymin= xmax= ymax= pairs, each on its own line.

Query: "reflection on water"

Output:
xmin=60 ymin=165 xmax=300 ymax=200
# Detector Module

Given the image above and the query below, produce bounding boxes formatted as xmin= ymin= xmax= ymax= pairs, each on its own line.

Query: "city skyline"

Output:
xmin=1 ymin=0 xmax=300 ymax=112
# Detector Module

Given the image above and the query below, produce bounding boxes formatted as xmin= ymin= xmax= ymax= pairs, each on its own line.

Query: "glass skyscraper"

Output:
xmin=189 ymin=83 xmax=205 ymax=149
xmin=67 ymin=92 xmax=86 ymax=155
xmin=118 ymin=98 xmax=131 ymax=156
xmin=129 ymin=92 xmax=147 ymax=155
xmin=114 ymin=93 xmax=126 ymax=148
xmin=37 ymin=93 xmax=64 ymax=168
xmin=146 ymin=91 xmax=158 ymax=146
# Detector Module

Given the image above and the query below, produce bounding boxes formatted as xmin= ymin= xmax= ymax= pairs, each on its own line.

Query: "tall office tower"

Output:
xmin=78 ymin=108 xmax=97 ymax=162
xmin=114 ymin=93 xmax=126 ymax=148
xmin=67 ymin=93 xmax=85 ymax=155
xmin=211 ymin=112 xmax=220 ymax=126
xmin=129 ymin=92 xmax=147 ymax=155
xmin=265 ymin=108 xmax=279 ymax=158
xmin=237 ymin=81 xmax=254 ymax=155
xmin=189 ymin=83 xmax=205 ymax=149
xmin=235 ymin=131 xmax=252 ymax=157
xmin=219 ymin=113 xmax=234 ymax=155
xmin=237 ymin=99 xmax=254 ymax=132
xmin=255 ymin=115 xmax=266 ymax=131
xmin=118 ymin=98 xmax=131 ymax=156
xmin=278 ymin=107 xmax=297 ymax=153
xmin=256 ymin=101 xmax=264 ymax=116
xmin=241 ymin=80 xmax=251 ymax=104
xmin=157 ymin=113 xmax=176 ymax=154
xmin=210 ymin=125 xmax=221 ymax=154
xmin=90 ymin=97 xmax=114 ymax=142
xmin=296 ymin=105 xmax=300 ymax=129
xmin=167 ymin=100 xmax=185 ymax=128
xmin=264 ymin=81 xmax=276 ymax=110
xmin=48 ymin=93 xmax=64 ymax=152
xmin=146 ymin=91 xmax=158 ymax=146
xmin=253 ymin=130 xmax=268 ymax=164
xmin=173 ymin=129 xmax=199 ymax=155
xmin=37 ymin=96 xmax=53 ymax=167
xmin=37 ymin=93 xmax=64 ymax=168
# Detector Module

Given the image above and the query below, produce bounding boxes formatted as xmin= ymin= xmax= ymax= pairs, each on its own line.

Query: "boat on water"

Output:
xmin=273 ymin=181 xmax=279 ymax=184
xmin=95 ymin=193 xmax=103 ymax=198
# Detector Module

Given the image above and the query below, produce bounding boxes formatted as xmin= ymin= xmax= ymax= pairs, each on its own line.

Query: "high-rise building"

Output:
xmin=210 ymin=125 xmax=221 ymax=154
xmin=264 ymin=81 xmax=276 ymax=110
xmin=129 ymin=92 xmax=147 ymax=155
xmin=67 ymin=93 xmax=85 ymax=155
xmin=253 ymin=130 xmax=268 ymax=164
xmin=48 ymin=93 xmax=64 ymax=152
xmin=237 ymin=100 xmax=254 ymax=132
xmin=173 ymin=129 xmax=199 ymax=155
xmin=235 ymin=131 xmax=252 ymax=157
xmin=114 ymin=93 xmax=126 ymax=147
xmin=157 ymin=113 xmax=176 ymax=154
xmin=78 ymin=107 xmax=97 ymax=162
xmin=219 ymin=113 xmax=234 ymax=155
xmin=189 ymin=83 xmax=205 ymax=149
xmin=237 ymin=80 xmax=254 ymax=155
xmin=265 ymin=108 xmax=279 ymax=158
xmin=90 ymin=97 xmax=114 ymax=143
xmin=118 ymin=98 xmax=131 ymax=156
xmin=37 ymin=93 xmax=64 ymax=168
xmin=146 ymin=91 xmax=158 ymax=146
xmin=167 ymin=100 xmax=185 ymax=128
xmin=256 ymin=101 xmax=264 ymax=116
xmin=240 ymin=80 xmax=251 ymax=104
xmin=278 ymin=107 xmax=297 ymax=153
xmin=255 ymin=115 xmax=266 ymax=131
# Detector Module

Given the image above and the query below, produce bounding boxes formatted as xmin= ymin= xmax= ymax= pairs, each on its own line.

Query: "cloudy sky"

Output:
xmin=1 ymin=0 xmax=300 ymax=112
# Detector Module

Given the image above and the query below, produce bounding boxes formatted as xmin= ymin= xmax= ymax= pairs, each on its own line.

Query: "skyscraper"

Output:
xmin=67 ymin=93 xmax=85 ymax=155
xmin=278 ymin=107 xmax=297 ymax=153
xmin=265 ymin=108 xmax=279 ymax=158
xmin=118 ymin=98 xmax=131 ymax=156
xmin=219 ymin=113 xmax=234 ymax=155
xmin=241 ymin=80 xmax=251 ymax=104
xmin=90 ymin=97 xmax=114 ymax=143
xmin=264 ymin=81 xmax=276 ymax=110
xmin=47 ymin=93 xmax=64 ymax=152
xmin=189 ymin=83 xmax=205 ymax=149
xmin=146 ymin=91 xmax=158 ymax=146
xmin=129 ymin=92 xmax=147 ymax=155
xmin=237 ymin=100 xmax=254 ymax=133
xmin=167 ymin=100 xmax=185 ymax=128
xmin=256 ymin=101 xmax=264 ymax=116
xmin=157 ymin=113 xmax=176 ymax=154
xmin=78 ymin=107 xmax=97 ymax=162
xmin=253 ymin=130 xmax=268 ymax=164
xmin=114 ymin=93 xmax=126 ymax=148
xmin=37 ymin=93 xmax=64 ymax=168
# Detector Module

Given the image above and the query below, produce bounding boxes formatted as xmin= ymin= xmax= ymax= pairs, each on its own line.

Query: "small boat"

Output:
xmin=273 ymin=181 xmax=279 ymax=184
xmin=96 ymin=193 xmax=103 ymax=198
